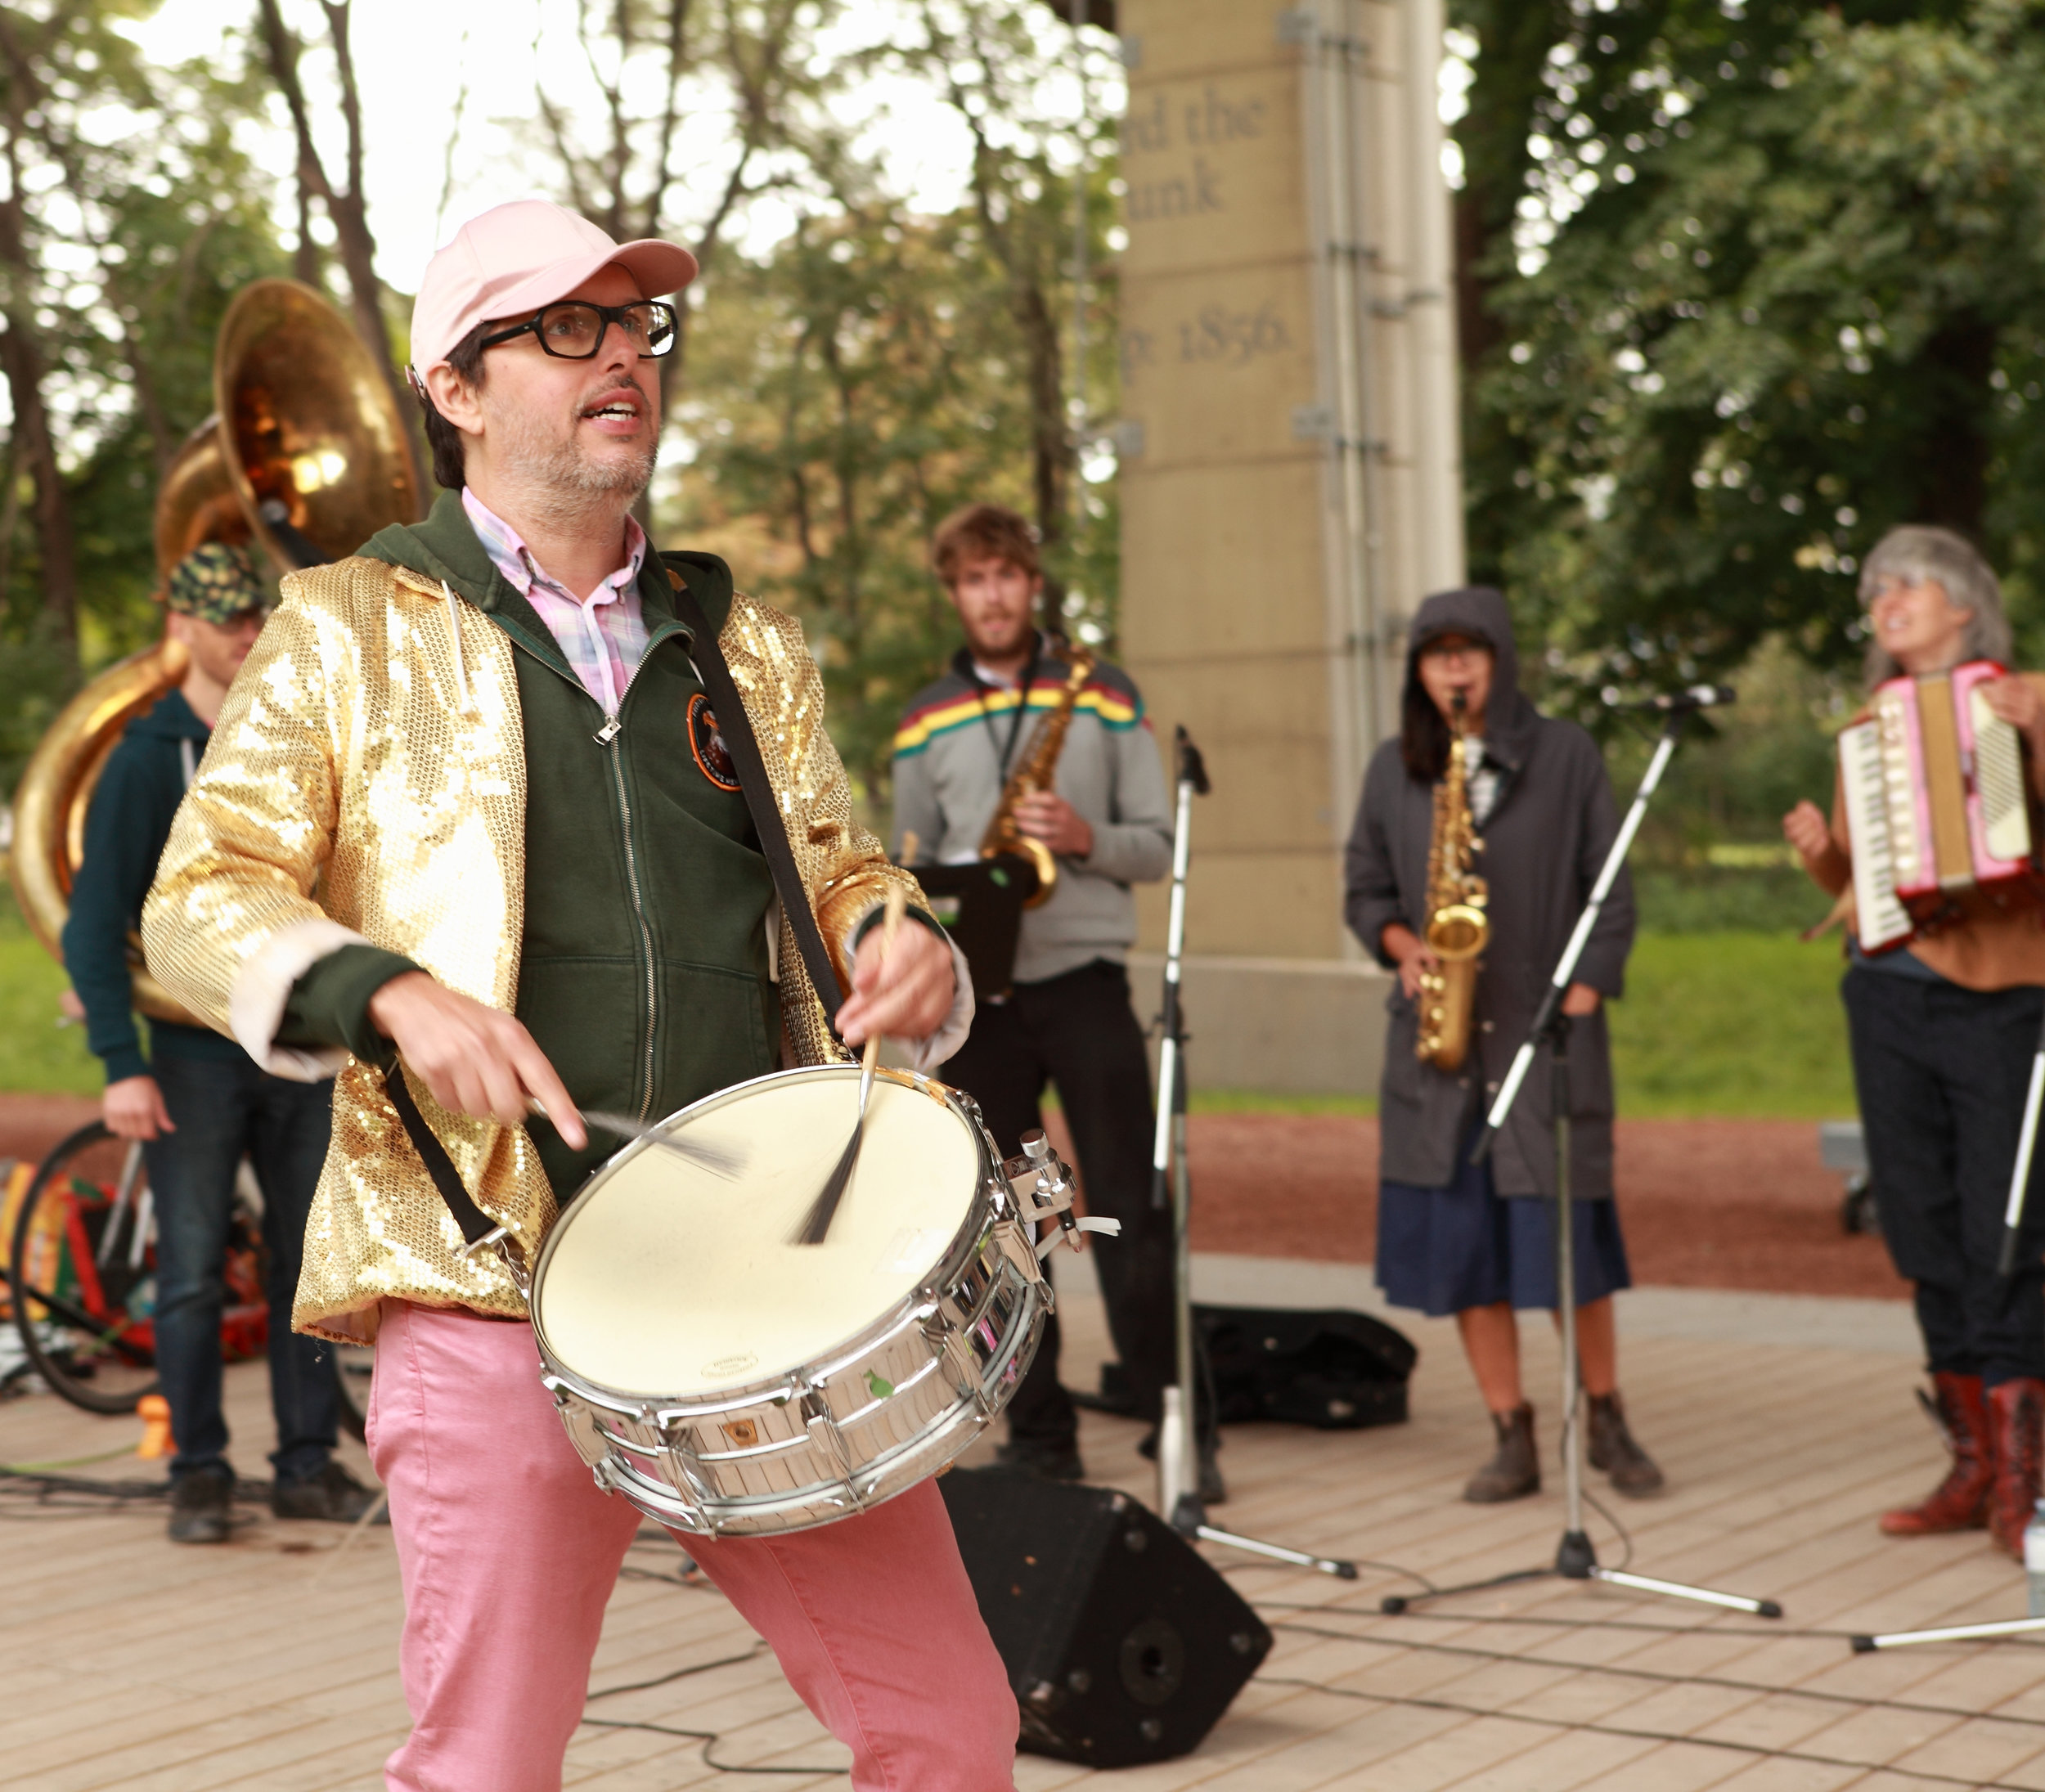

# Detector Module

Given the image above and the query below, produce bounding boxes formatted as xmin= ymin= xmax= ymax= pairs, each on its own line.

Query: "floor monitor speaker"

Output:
xmin=938 ymin=1466 xmax=1273 ymax=1767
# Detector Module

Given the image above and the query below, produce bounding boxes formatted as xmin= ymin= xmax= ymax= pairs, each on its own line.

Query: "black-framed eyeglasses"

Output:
xmin=479 ymin=299 xmax=679 ymax=361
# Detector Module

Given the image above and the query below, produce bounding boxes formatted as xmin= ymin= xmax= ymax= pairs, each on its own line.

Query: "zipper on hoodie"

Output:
xmin=601 ymin=713 xmax=659 ymax=1121
xmin=499 ymin=619 xmax=666 ymax=1125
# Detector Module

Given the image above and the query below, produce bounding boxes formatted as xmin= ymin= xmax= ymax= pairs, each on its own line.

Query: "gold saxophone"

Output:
xmin=1415 ymin=695 xmax=1490 ymax=1071
xmin=980 ymin=647 xmax=1096 ymax=909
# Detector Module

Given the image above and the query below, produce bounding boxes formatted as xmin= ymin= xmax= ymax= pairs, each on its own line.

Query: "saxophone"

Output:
xmin=1415 ymin=694 xmax=1490 ymax=1071
xmin=979 ymin=647 xmax=1097 ymax=909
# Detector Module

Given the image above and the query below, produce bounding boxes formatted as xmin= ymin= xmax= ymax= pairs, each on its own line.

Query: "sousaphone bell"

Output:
xmin=7 ymin=279 xmax=419 ymax=1023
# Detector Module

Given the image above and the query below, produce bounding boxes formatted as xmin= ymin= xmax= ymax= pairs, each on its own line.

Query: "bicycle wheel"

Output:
xmin=9 ymin=1122 xmax=163 ymax=1414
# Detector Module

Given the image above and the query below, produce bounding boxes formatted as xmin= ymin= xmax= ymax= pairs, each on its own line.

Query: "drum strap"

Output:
xmin=671 ymin=577 xmax=846 ymax=1032
xmin=386 ymin=1062 xmax=501 ymax=1250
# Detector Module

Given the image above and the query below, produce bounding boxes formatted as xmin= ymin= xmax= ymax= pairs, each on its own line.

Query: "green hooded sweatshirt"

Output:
xmin=278 ymin=492 xmax=779 ymax=1197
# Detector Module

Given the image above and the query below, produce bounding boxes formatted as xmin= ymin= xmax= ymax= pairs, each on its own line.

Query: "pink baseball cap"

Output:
xmin=408 ymin=200 xmax=699 ymax=371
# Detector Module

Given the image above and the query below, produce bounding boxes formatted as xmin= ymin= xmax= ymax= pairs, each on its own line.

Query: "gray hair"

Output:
xmin=1859 ymin=525 xmax=2011 ymax=686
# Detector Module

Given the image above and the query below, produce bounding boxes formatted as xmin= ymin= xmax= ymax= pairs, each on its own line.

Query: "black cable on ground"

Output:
xmin=1261 ymin=1617 xmax=2045 ymax=1727
xmin=1580 ymin=1485 xmax=1634 ymax=1570
xmin=0 ymin=1462 xmax=278 ymax=1507
xmin=1252 ymin=1599 xmax=1858 ymax=1641
xmin=1253 ymin=1673 xmax=2038 ymax=1791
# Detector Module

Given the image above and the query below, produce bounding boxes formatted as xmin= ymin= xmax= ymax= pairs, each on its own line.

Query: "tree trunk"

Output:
xmin=0 ymin=320 xmax=78 ymax=654
xmin=0 ymin=115 xmax=74 ymax=653
xmin=1913 ymin=310 xmax=1996 ymax=540
xmin=255 ymin=0 xmax=425 ymax=513
xmin=1453 ymin=184 xmax=1502 ymax=377
xmin=1015 ymin=277 xmax=1068 ymax=546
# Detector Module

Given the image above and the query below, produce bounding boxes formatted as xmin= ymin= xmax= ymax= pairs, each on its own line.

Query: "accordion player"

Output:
xmin=1787 ymin=524 xmax=2045 ymax=1560
xmin=1838 ymin=658 xmax=2043 ymax=953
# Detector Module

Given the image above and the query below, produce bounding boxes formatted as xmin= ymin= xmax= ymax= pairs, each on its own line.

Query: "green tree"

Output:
xmin=681 ymin=204 xmax=1045 ymax=797
xmin=894 ymin=0 xmax=1122 ymax=612
xmin=666 ymin=1 xmax=1121 ymax=806
xmin=1449 ymin=1 xmax=2043 ymax=707
xmin=0 ymin=7 xmax=288 ymax=788
xmin=519 ymin=0 xmax=849 ymax=458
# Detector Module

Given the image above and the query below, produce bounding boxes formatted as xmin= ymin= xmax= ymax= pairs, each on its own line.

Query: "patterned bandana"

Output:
xmin=166 ymin=542 xmax=267 ymax=622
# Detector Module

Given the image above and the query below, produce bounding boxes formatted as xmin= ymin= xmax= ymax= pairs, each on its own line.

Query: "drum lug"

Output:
xmin=659 ymin=1434 xmax=717 ymax=1507
xmin=934 ymin=1326 xmax=982 ymax=1399
xmin=801 ymin=1387 xmax=856 ymax=1481
xmin=549 ymin=1385 xmax=616 ymax=1476
xmin=996 ymin=1219 xmax=1047 ymax=1288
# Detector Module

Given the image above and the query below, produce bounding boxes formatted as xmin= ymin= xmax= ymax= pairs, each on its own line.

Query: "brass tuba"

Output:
xmin=7 ymin=278 xmax=419 ymax=1024
xmin=979 ymin=646 xmax=1097 ymax=909
xmin=1414 ymin=694 xmax=1490 ymax=1071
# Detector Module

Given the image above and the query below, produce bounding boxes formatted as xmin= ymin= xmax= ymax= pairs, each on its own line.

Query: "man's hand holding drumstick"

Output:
xmin=369 ymin=857 xmax=955 ymax=1148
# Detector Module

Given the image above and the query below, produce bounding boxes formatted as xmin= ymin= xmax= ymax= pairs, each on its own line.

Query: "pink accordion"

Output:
xmin=1837 ymin=660 xmax=2038 ymax=954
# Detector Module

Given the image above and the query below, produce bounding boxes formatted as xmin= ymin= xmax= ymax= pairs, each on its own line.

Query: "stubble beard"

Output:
xmin=489 ymin=379 xmax=659 ymax=535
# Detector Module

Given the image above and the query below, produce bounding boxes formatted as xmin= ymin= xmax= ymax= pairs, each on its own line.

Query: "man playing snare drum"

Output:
xmin=144 ymin=200 xmax=1013 ymax=1792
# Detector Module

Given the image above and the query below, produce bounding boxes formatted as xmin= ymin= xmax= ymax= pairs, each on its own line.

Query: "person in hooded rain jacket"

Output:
xmin=1343 ymin=587 xmax=1664 ymax=1502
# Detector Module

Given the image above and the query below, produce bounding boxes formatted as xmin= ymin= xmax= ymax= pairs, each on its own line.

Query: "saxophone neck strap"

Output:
xmin=960 ymin=636 xmax=1041 ymax=778
xmin=669 ymin=578 xmax=846 ymax=1031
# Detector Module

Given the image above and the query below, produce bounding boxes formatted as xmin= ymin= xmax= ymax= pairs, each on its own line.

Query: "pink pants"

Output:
xmin=366 ymin=1300 xmax=1018 ymax=1792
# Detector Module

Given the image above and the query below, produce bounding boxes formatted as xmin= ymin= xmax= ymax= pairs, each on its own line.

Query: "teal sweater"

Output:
xmin=62 ymin=689 xmax=251 ymax=1085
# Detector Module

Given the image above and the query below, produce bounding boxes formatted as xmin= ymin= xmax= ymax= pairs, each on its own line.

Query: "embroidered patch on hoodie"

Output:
xmin=688 ymin=693 xmax=741 ymax=791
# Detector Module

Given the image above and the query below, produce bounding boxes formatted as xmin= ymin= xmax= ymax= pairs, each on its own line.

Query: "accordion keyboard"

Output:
xmin=1969 ymin=684 xmax=2031 ymax=865
xmin=1840 ymin=718 xmax=1912 ymax=951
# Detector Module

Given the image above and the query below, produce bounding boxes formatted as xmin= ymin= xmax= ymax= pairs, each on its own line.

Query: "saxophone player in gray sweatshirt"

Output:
xmin=892 ymin=504 xmax=1216 ymax=1494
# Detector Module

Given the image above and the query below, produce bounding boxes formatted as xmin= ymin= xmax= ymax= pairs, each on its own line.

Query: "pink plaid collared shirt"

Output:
xmin=462 ymin=487 xmax=651 ymax=716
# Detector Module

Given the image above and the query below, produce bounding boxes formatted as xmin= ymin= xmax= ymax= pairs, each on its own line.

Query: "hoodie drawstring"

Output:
xmin=442 ymin=580 xmax=476 ymax=716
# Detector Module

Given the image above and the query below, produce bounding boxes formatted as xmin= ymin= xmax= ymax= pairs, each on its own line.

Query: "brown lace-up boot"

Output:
xmin=1464 ymin=1404 xmax=1539 ymax=1503
xmin=1879 ymin=1372 xmax=1990 ymax=1536
xmin=1587 ymin=1391 xmax=1665 ymax=1497
xmin=1988 ymin=1377 xmax=2045 ymax=1556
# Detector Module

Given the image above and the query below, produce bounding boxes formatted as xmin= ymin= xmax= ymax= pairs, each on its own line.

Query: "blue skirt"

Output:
xmin=1376 ymin=1139 xmax=1633 ymax=1318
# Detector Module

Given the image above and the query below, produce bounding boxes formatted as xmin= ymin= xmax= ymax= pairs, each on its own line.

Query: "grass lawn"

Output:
xmin=0 ymin=896 xmax=1858 ymax=1118
xmin=1190 ymin=931 xmax=1856 ymax=1121
xmin=0 ymin=902 xmax=100 ymax=1095
xmin=1608 ymin=931 xmax=1854 ymax=1119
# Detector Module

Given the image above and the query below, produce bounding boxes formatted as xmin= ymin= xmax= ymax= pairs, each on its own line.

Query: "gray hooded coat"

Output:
xmin=1343 ymin=587 xmax=1634 ymax=1200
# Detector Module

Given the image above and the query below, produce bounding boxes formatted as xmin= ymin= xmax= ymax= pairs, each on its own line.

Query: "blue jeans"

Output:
xmin=143 ymin=1055 xmax=339 ymax=1483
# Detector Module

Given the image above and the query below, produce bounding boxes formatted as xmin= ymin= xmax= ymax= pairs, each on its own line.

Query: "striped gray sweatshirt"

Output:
xmin=890 ymin=638 xmax=1173 ymax=986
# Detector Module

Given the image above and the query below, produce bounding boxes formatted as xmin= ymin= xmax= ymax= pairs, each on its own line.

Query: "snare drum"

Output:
xmin=529 ymin=1064 xmax=1055 ymax=1536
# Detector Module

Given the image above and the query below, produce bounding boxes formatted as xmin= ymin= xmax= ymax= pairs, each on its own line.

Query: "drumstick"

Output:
xmin=528 ymin=1100 xmax=745 ymax=1179
xmin=793 ymin=877 xmax=910 ymax=1246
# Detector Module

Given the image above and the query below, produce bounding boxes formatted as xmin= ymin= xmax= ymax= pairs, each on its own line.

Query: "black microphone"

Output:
xmin=1600 ymin=683 xmax=1737 ymax=712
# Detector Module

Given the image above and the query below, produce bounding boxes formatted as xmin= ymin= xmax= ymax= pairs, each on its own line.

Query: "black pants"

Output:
xmin=940 ymin=959 xmax=1176 ymax=1447
xmin=1843 ymin=967 xmax=2045 ymax=1386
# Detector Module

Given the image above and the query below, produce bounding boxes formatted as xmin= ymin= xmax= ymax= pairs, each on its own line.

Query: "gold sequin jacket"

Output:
xmin=142 ymin=546 xmax=957 ymax=1343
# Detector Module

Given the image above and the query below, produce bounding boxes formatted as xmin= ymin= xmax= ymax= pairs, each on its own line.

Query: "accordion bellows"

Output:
xmin=1840 ymin=659 xmax=2036 ymax=953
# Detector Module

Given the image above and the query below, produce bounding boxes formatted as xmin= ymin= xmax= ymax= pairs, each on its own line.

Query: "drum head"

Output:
xmin=533 ymin=1072 xmax=980 ymax=1399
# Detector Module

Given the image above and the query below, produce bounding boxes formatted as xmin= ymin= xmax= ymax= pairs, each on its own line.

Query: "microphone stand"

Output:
xmin=1382 ymin=698 xmax=1782 ymax=1620
xmin=1153 ymin=726 xmax=1356 ymax=1579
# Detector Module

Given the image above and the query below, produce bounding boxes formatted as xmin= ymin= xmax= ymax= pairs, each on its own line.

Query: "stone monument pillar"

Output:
xmin=1116 ymin=0 xmax=1464 ymax=1094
